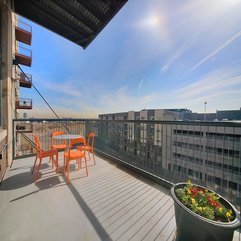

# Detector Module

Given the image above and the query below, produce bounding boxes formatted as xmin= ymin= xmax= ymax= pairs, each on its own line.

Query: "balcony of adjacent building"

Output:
xmin=16 ymin=71 xmax=32 ymax=88
xmin=15 ymin=46 xmax=32 ymax=67
xmin=15 ymin=19 xmax=32 ymax=45
xmin=0 ymin=118 xmax=240 ymax=241
xmin=16 ymin=122 xmax=33 ymax=133
xmin=15 ymin=98 xmax=32 ymax=109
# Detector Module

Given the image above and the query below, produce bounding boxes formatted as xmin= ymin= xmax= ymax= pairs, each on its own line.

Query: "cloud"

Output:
xmin=138 ymin=79 xmax=144 ymax=92
xmin=178 ymin=67 xmax=241 ymax=98
xmin=188 ymin=30 xmax=241 ymax=73
xmin=161 ymin=46 xmax=187 ymax=72
xmin=174 ymin=63 xmax=241 ymax=111
xmin=43 ymin=80 xmax=83 ymax=97
xmin=99 ymin=85 xmax=161 ymax=112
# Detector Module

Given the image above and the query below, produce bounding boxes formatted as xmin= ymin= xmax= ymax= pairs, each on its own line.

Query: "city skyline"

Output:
xmin=19 ymin=0 xmax=241 ymax=118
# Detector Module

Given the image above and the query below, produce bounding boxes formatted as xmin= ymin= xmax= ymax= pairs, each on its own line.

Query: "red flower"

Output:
xmin=207 ymin=196 xmax=220 ymax=208
xmin=189 ymin=187 xmax=199 ymax=197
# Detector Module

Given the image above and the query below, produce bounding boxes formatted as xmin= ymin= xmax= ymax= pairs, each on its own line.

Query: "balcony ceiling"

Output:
xmin=13 ymin=0 xmax=128 ymax=49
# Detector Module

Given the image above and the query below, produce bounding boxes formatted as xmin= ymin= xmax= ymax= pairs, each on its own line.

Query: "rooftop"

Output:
xmin=0 ymin=153 xmax=240 ymax=241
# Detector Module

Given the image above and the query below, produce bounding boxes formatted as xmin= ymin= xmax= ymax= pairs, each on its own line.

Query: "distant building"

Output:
xmin=99 ymin=108 xmax=241 ymax=122
xmin=98 ymin=108 xmax=241 ymax=203
xmin=185 ymin=109 xmax=241 ymax=121
xmin=99 ymin=108 xmax=192 ymax=121
xmin=216 ymin=109 xmax=241 ymax=121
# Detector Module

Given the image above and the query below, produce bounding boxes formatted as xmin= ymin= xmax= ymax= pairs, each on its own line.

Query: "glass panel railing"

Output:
xmin=12 ymin=118 xmax=241 ymax=210
xmin=16 ymin=20 xmax=32 ymax=33
xmin=16 ymin=71 xmax=32 ymax=83
xmin=15 ymin=98 xmax=32 ymax=109
xmin=16 ymin=46 xmax=32 ymax=58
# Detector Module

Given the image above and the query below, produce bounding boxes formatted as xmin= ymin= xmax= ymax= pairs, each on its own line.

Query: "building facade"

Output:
xmin=0 ymin=0 xmax=33 ymax=181
xmin=0 ymin=1 xmax=17 ymax=180
xmin=98 ymin=110 xmax=241 ymax=203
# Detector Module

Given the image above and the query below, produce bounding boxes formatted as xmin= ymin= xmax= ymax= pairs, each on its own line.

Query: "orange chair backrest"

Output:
xmin=67 ymin=137 xmax=86 ymax=157
xmin=51 ymin=131 xmax=65 ymax=145
xmin=69 ymin=137 xmax=86 ymax=149
xmin=87 ymin=132 xmax=95 ymax=147
xmin=52 ymin=131 xmax=64 ymax=137
xmin=34 ymin=135 xmax=42 ymax=154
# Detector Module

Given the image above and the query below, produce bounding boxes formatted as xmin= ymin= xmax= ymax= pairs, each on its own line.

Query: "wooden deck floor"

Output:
xmin=0 ymin=154 xmax=240 ymax=241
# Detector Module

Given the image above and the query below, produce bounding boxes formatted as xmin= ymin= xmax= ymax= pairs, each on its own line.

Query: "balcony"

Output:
xmin=15 ymin=46 xmax=32 ymax=67
xmin=15 ymin=20 xmax=32 ymax=45
xmin=16 ymin=122 xmax=33 ymax=133
xmin=16 ymin=71 xmax=32 ymax=88
xmin=1 ymin=152 xmax=240 ymax=240
xmin=0 ymin=154 xmax=176 ymax=241
xmin=15 ymin=98 xmax=32 ymax=109
xmin=2 ymin=118 xmax=240 ymax=240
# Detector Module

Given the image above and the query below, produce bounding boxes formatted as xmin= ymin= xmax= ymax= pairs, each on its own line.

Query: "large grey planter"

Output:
xmin=171 ymin=183 xmax=241 ymax=241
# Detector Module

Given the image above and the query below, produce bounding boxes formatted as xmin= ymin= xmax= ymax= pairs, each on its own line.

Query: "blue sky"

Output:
xmin=19 ymin=0 xmax=241 ymax=118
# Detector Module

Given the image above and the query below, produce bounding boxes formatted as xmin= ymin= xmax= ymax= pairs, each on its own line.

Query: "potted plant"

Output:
xmin=171 ymin=181 xmax=241 ymax=241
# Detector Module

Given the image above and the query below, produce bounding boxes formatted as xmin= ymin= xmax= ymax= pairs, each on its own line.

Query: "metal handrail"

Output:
xmin=12 ymin=118 xmax=241 ymax=128
xmin=16 ymin=98 xmax=32 ymax=103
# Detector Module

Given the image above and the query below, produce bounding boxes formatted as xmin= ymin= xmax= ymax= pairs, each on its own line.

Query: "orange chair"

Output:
xmin=80 ymin=132 xmax=96 ymax=165
xmin=63 ymin=137 xmax=88 ymax=183
xmin=51 ymin=131 xmax=67 ymax=166
xmin=32 ymin=135 xmax=58 ymax=180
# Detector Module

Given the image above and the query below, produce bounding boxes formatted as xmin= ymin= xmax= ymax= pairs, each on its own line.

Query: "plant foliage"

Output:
xmin=176 ymin=180 xmax=234 ymax=222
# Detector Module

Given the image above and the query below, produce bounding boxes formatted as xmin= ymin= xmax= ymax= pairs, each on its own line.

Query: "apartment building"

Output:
xmin=0 ymin=0 xmax=34 ymax=181
xmin=99 ymin=109 xmax=241 ymax=200
xmin=163 ymin=124 xmax=241 ymax=196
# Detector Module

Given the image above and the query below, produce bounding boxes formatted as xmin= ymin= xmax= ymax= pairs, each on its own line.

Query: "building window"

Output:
xmin=188 ymin=169 xmax=194 ymax=176
xmin=229 ymin=182 xmax=237 ymax=191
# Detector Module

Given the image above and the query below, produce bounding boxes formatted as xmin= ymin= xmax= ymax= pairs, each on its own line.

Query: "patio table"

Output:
xmin=52 ymin=134 xmax=84 ymax=172
xmin=53 ymin=134 xmax=82 ymax=143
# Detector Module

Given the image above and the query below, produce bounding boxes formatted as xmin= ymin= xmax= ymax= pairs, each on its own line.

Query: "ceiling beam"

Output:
xmin=51 ymin=0 xmax=99 ymax=33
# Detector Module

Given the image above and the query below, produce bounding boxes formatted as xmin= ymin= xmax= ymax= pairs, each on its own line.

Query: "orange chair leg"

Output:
xmin=84 ymin=157 xmax=88 ymax=176
xmin=67 ymin=161 xmax=70 ymax=183
xmin=51 ymin=154 xmax=54 ymax=169
xmin=32 ymin=156 xmax=38 ymax=174
xmin=55 ymin=154 xmax=59 ymax=174
xmin=35 ymin=157 xmax=43 ymax=181
xmin=63 ymin=156 xmax=66 ymax=175
xmin=92 ymin=150 xmax=96 ymax=165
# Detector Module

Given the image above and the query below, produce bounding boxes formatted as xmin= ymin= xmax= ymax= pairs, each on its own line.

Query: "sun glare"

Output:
xmin=146 ymin=15 xmax=161 ymax=27
xmin=138 ymin=14 xmax=162 ymax=28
